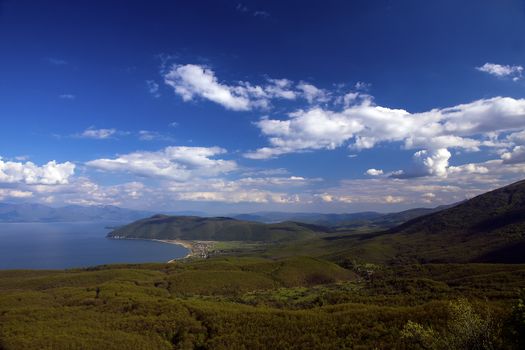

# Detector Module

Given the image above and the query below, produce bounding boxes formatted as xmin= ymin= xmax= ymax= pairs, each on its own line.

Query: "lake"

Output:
xmin=0 ymin=222 xmax=188 ymax=269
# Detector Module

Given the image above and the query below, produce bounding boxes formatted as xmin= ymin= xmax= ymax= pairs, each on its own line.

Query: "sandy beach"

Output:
xmin=154 ymin=239 xmax=195 ymax=261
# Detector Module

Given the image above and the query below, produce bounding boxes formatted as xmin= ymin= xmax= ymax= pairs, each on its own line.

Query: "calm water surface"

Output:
xmin=0 ymin=222 xmax=188 ymax=269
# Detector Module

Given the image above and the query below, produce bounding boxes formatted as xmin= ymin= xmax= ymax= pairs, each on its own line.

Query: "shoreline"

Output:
xmin=108 ymin=237 xmax=194 ymax=261
xmin=108 ymin=237 xmax=215 ymax=262
xmin=153 ymin=239 xmax=195 ymax=261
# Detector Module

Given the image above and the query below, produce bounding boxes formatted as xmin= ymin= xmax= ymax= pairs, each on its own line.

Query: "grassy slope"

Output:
xmin=108 ymin=215 xmax=318 ymax=242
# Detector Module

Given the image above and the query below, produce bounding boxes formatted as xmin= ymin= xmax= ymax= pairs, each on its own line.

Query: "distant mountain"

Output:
xmin=232 ymin=205 xmax=453 ymax=229
xmin=331 ymin=179 xmax=525 ymax=264
xmin=108 ymin=214 xmax=320 ymax=242
xmin=0 ymin=203 xmax=153 ymax=223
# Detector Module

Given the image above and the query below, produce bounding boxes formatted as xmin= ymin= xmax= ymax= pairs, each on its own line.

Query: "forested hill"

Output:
xmin=390 ymin=179 xmax=525 ymax=235
xmin=107 ymin=215 xmax=319 ymax=242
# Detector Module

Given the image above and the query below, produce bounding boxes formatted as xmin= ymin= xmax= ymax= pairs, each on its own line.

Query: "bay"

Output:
xmin=0 ymin=222 xmax=188 ymax=269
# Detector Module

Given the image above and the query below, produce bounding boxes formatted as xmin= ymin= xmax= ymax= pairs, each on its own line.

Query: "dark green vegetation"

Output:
xmin=2 ymin=180 xmax=525 ymax=349
xmin=0 ymin=257 xmax=524 ymax=349
xmin=108 ymin=215 xmax=321 ymax=242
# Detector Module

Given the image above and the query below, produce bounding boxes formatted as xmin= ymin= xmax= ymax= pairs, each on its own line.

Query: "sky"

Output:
xmin=1 ymin=0 xmax=525 ymax=214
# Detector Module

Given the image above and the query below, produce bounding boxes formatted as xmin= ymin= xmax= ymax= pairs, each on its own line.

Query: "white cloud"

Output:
xmin=59 ymin=94 xmax=75 ymax=100
xmin=394 ymin=148 xmax=451 ymax=178
xmin=245 ymin=108 xmax=363 ymax=159
xmin=384 ymin=195 xmax=404 ymax=204
xmin=164 ymin=64 xmax=260 ymax=111
xmin=297 ymin=82 xmax=330 ymax=104
xmin=247 ymin=97 xmax=525 ymax=179
xmin=317 ymin=193 xmax=353 ymax=203
xmin=476 ymin=63 xmax=523 ymax=81
xmin=501 ymin=145 xmax=525 ymax=164
xmin=448 ymin=163 xmax=489 ymax=175
xmin=264 ymin=78 xmax=297 ymax=99
xmin=0 ymin=189 xmax=33 ymax=200
xmin=365 ymin=168 xmax=383 ymax=176
xmin=162 ymin=175 xmax=311 ymax=204
xmin=86 ymin=146 xmax=237 ymax=181
xmin=421 ymin=192 xmax=436 ymax=203
xmin=79 ymin=128 xmax=117 ymax=139
xmin=163 ymin=63 xmax=334 ymax=111
xmin=0 ymin=157 xmax=75 ymax=185
xmin=138 ymin=130 xmax=173 ymax=141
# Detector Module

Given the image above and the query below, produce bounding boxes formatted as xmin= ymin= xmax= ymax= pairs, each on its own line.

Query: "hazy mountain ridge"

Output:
xmin=0 ymin=203 xmax=153 ymax=223
xmin=232 ymin=205 xmax=454 ymax=229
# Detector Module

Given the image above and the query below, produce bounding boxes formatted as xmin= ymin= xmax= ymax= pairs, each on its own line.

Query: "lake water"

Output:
xmin=0 ymin=222 xmax=188 ymax=269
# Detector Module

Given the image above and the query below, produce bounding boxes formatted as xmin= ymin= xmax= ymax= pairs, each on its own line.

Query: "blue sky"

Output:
xmin=1 ymin=0 xmax=525 ymax=213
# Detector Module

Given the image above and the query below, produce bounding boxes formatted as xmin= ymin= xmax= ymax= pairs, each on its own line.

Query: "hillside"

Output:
xmin=318 ymin=179 xmax=525 ymax=264
xmin=108 ymin=215 xmax=319 ymax=242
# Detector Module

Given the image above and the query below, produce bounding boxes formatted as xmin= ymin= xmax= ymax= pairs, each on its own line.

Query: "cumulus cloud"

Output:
xmin=476 ymin=63 xmax=523 ymax=81
xmin=246 ymin=97 xmax=525 ymax=178
xmin=394 ymin=148 xmax=451 ymax=178
xmin=366 ymin=168 xmax=383 ymax=176
xmin=245 ymin=108 xmax=363 ymax=159
xmin=86 ymin=146 xmax=237 ymax=181
xmin=79 ymin=127 xmax=117 ymax=139
xmin=0 ymin=157 xmax=75 ymax=185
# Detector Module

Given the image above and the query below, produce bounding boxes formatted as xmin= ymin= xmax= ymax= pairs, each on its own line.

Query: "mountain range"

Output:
xmin=0 ymin=201 xmax=452 ymax=228
xmin=0 ymin=203 xmax=153 ymax=223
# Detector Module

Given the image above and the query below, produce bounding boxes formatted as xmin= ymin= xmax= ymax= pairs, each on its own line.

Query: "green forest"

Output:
xmin=0 ymin=258 xmax=524 ymax=349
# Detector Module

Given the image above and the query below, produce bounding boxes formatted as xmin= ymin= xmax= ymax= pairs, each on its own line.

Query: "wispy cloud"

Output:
xmin=253 ymin=10 xmax=270 ymax=18
xmin=78 ymin=127 xmax=117 ymax=139
xmin=146 ymin=80 xmax=160 ymax=98
xmin=236 ymin=3 xmax=270 ymax=18
xmin=59 ymin=94 xmax=76 ymax=100
xmin=476 ymin=62 xmax=523 ymax=81
xmin=46 ymin=57 xmax=68 ymax=66
xmin=138 ymin=130 xmax=174 ymax=141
